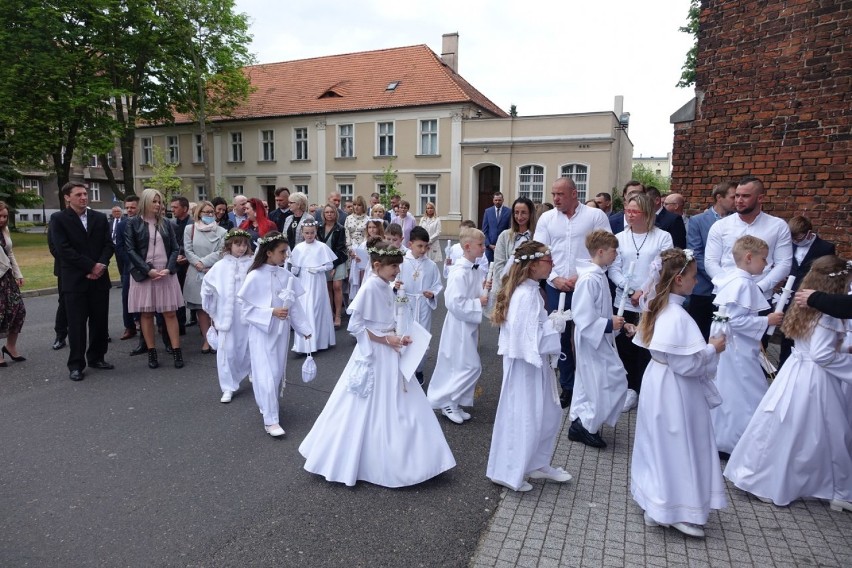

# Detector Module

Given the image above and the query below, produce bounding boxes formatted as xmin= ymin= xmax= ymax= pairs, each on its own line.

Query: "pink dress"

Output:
xmin=128 ymin=221 xmax=185 ymax=313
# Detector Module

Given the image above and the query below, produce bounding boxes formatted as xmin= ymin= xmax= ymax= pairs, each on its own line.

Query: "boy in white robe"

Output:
xmin=200 ymin=229 xmax=253 ymax=403
xmin=399 ymin=226 xmax=443 ymax=385
xmin=427 ymin=228 xmax=491 ymax=423
xmin=385 ymin=223 xmax=409 ymax=256
xmin=290 ymin=220 xmax=337 ymax=353
xmin=569 ymin=230 xmax=629 ymax=448
xmin=710 ymin=235 xmax=783 ymax=455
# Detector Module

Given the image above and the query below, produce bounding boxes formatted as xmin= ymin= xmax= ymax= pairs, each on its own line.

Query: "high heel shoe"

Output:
xmin=2 ymin=346 xmax=25 ymax=362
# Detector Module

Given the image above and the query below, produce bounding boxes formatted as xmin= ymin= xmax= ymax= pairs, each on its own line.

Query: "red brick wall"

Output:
xmin=672 ymin=0 xmax=851 ymax=256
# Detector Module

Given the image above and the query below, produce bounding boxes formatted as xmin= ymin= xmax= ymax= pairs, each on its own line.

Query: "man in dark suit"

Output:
xmin=646 ymin=186 xmax=687 ymax=248
xmin=48 ymin=182 xmax=115 ymax=381
xmin=779 ymin=215 xmax=836 ymax=364
xmin=169 ymin=195 xmax=193 ymax=334
xmin=115 ymin=195 xmax=139 ymax=341
xmin=268 ymin=187 xmax=292 ymax=232
xmin=481 ymin=192 xmax=511 ymax=262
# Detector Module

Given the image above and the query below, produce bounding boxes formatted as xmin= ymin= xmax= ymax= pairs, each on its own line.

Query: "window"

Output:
xmin=167 ymin=135 xmax=179 ymax=163
xmin=419 ymin=119 xmax=438 ymax=155
xmin=107 ymin=151 xmax=118 ymax=169
xmin=88 ymin=155 xmax=99 ymax=168
xmin=560 ymin=164 xmax=589 ymax=201
xmin=196 ymin=184 xmax=207 ymax=201
xmin=141 ymin=137 xmax=153 ymax=165
xmin=519 ymin=165 xmax=545 ymax=203
xmin=294 ymin=184 xmax=308 ymax=196
xmin=377 ymin=122 xmax=394 ymax=156
xmin=260 ymin=130 xmax=275 ymax=161
xmin=20 ymin=178 xmax=41 ymax=195
xmin=19 ymin=214 xmax=29 ymax=221
xmin=338 ymin=124 xmax=354 ymax=157
xmin=418 ymin=183 xmax=437 ymax=215
xmin=194 ymin=134 xmax=203 ymax=163
xmin=33 ymin=213 xmax=42 ymax=222
xmin=376 ymin=183 xmax=388 ymax=197
xmin=231 ymin=185 xmax=243 ymax=197
xmin=90 ymin=182 xmax=101 ymax=202
xmin=230 ymin=132 xmax=243 ymax=162
xmin=337 ymin=184 xmax=354 ymax=202
xmin=294 ymin=128 xmax=308 ymax=160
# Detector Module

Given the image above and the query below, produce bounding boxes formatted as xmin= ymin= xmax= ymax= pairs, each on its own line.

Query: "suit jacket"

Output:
xmin=108 ymin=216 xmax=123 ymax=245
xmin=687 ymin=207 xmax=722 ymax=296
xmin=114 ymin=217 xmax=131 ymax=274
xmin=268 ymin=208 xmax=292 ymax=232
xmin=48 ymin=208 xmax=114 ymax=293
xmin=791 ymin=237 xmax=835 ymax=290
xmin=609 ymin=212 xmax=625 ymax=234
xmin=482 ymin=206 xmax=511 ymax=247
xmin=655 ymin=207 xmax=687 ymax=248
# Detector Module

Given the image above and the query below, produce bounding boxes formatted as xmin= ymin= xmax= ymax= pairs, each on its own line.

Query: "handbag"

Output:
xmin=130 ymin=265 xmax=149 ymax=282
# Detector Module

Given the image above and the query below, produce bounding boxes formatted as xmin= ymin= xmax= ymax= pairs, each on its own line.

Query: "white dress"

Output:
xmin=237 ymin=265 xmax=313 ymax=426
xmin=569 ymin=260 xmax=628 ymax=434
xmin=631 ymin=295 xmax=727 ymax=526
xmin=724 ymin=315 xmax=852 ymax=505
xmin=201 ymin=254 xmax=253 ymax=394
xmin=427 ymin=257 xmax=485 ymax=409
xmin=399 ymin=252 xmax=443 ymax=372
xmin=419 ymin=216 xmax=443 ymax=262
xmin=299 ymin=275 xmax=456 ymax=487
xmin=290 ymin=240 xmax=337 ymax=353
xmin=486 ymin=280 xmax=563 ymax=491
xmin=348 ymin=243 xmax=370 ymax=300
xmin=710 ymin=268 xmax=771 ymax=453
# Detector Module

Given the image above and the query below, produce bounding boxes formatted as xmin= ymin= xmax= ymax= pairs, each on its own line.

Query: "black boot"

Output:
xmin=148 ymin=348 xmax=159 ymax=369
xmin=130 ymin=335 xmax=147 ymax=356
xmin=173 ymin=347 xmax=184 ymax=369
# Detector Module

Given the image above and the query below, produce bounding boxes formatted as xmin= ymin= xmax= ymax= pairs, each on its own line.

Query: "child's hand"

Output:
xmin=709 ymin=334 xmax=726 ymax=353
xmin=630 ymin=290 xmax=643 ymax=307
xmin=483 ymin=279 xmax=492 ymax=291
xmin=623 ymin=323 xmax=637 ymax=337
xmin=768 ymin=312 xmax=784 ymax=327
xmin=423 ymin=291 xmax=434 ymax=299
xmin=612 ymin=315 xmax=625 ymax=331
xmin=393 ymin=280 xmax=403 ymax=290
xmin=273 ymin=307 xmax=289 ymax=319
xmin=401 ymin=335 xmax=413 ymax=346
xmin=480 ymin=294 xmax=488 ymax=307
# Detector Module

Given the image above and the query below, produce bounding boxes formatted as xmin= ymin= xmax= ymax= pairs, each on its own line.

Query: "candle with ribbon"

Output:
xmin=394 ymin=283 xmax=409 ymax=337
xmin=616 ymin=260 xmax=637 ymax=317
xmin=767 ymin=275 xmax=795 ymax=335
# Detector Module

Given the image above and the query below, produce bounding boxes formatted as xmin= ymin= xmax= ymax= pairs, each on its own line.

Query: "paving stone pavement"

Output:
xmin=470 ymin=408 xmax=852 ymax=568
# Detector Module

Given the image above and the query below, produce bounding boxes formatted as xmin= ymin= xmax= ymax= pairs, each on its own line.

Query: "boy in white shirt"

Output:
xmin=386 ymin=223 xmax=409 ymax=256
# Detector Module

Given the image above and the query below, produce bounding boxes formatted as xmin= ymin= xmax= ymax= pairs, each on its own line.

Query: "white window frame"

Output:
xmin=376 ymin=183 xmax=388 ymax=197
xmin=166 ymin=135 xmax=180 ymax=164
xmin=338 ymin=124 xmax=354 ymax=158
xmin=377 ymin=121 xmax=394 ymax=156
xmin=417 ymin=183 xmax=437 ymax=215
xmin=230 ymin=132 xmax=243 ymax=162
xmin=419 ymin=119 xmax=438 ymax=155
xmin=337 ymin=183 xmax=354 ymax=202
xmin=141 ymin=137 xmax=153 ymax=165
xmin=89 ymin=182 xmax=101 ymax=202
xmin=20 ymin=178 xmax=41 ymax=196
xmin=518 ymin=165 xmax=545 ymax=203
xmin=231 ymin=184 xmax=243 ymax=197
xmin=294 ymin=128 xmax=309 ymax=160
xmin=560 ymin=163 xmax=590 ymax=202
xmin=260 ymin=130 xmax=275 ymax=161
xmin=294 ymin=184 xmax=308 ymax=196
xmin=88 ymin=155 xmax=99 ymax=168
xmin=194 ymin=134 xmax=203 ymax=163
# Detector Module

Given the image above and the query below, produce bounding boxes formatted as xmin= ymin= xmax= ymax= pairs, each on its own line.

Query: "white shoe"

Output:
xmin=220 ymin=391 xmax=233 ymax=403
xmin=830 ymin=499 xmax=852 ymax=512
xmin=643 ymin=512 xmax=661 ymax=527
xmin=265 ymin=424 xmax=285 ymax=437
xmin=441 ymin=405 xmax=464 ymax=424
xmin=672 ymin=522 xmax=705 ymax=538
xmin=456 ymin=406 xmax=471 ymax=421
xmin=528 ymin=466 xmax=572 ymax=483
xmin=622 ymin=389 xmax=639 ymax=412
xmin=493 ymin=479 xmax=533 ymax=492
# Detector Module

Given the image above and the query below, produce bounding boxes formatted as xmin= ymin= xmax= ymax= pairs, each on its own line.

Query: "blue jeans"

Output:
xmin=545 ymin=284 xmax=575 ymax=392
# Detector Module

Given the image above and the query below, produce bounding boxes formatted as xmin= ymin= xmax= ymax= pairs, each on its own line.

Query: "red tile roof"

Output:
xmin=169 ymin=44 xmax=508 ymax=124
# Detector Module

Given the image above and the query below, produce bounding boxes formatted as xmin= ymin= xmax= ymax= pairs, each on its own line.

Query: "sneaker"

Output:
xmin=220 ymin=391 xmax=233 ymax=403
xmin=567 ymin=418 xmax=607 ymax=448
xmin=830 ymin=499 xmax=852 ymax=512
xmin=493 ymin=479 xmax=533 ymax=492
xmin=643 ymin=512 xmax=660 ymax=527
xmin=672 ymin=522 xmax=705 ymax=538
xmin=456 ymin=406 xmax=471 ymax=421
xmin=440 ymin=405 xmax=464 ymax=424
xmin=265 ymin=424 xmax=285 ymax=437
xmin=622 ymin=389 xmax=639 ymax=412
xmin=528 ymin=466 xmax=572 ymax=483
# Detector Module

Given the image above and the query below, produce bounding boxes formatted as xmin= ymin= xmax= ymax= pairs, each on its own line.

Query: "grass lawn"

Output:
xmin=10 ymin=231 xmax=120 ymax=292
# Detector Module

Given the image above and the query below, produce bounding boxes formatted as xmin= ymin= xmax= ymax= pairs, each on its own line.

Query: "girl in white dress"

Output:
xmin=631 ymin=248 xmax=727 ymax=539
xmin=349 ymin=220 xmax=383 ymax=298
xmin=289 ymin=219 xmax=337 ymax=353
xmin=201 ymin=229 xmax=253 ymax=403
xmin=725 ymin=256 xmax=852 ymax=512
xmin=237 ymin=232 xmax=313 ymax=437
xmin=486 ymin=241 xmax=571 ymax=492
xmin=299 ymin=238 xmax=456 ymax=487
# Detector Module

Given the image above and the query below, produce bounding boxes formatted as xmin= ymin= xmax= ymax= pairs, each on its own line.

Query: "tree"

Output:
xmin=379 ymin=159 xmax=404 ymax=211
xmin=0 ymin=124 xmax=43 ymax=230
xmin=631 ymin=163 xmax=671 ymax=194
xmin=676 ymin=0 xmax=700 ymax=88
xmin=145 ymin=146 xmax=184 ymax=203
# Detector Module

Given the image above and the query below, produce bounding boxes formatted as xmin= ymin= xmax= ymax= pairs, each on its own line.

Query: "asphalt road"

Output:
xmin=0 ymin=288 xmax=507 ymax=567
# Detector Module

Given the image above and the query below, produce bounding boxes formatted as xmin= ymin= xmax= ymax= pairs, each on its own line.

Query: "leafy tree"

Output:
xmin=379 ymin=159 xmax=404 ymax=210
xmin=0 ymin=125 xmax=42 ymax=230
xmin=631 ymin=163 xmax=671 ymax=194
xmin=677 ymin=0 xmax=700 ymax=88
xmin=145 ymin=146 xmax=184 ymax=204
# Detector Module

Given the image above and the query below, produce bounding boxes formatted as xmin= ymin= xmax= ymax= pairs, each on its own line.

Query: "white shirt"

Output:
xmin=704 ymin=211 xmax=792 ymax=298
xmin=533 ymin=203 xmax=611 ymax=285
xmin=79 ymin=211 xmax=88 ymax=230
xmin=609 ymin=228 xmax=673 ymax=313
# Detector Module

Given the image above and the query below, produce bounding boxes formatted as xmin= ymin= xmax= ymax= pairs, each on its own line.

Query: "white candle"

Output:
xmin=486 ymin=264 xmax=495 ymax=283
xmin=395 ymin=285 xmax=408 ymax=337
xmin=558 ymin=292 xmax=566 ymax=313
xmin=767 ymin=275 xmax=796 ymax=335
xmin=616 ymin=261 xmax=638 ymax=317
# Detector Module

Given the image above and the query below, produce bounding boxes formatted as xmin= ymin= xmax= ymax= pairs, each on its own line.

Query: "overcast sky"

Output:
xmin=234 ymin=0 xmax=695 ymax=158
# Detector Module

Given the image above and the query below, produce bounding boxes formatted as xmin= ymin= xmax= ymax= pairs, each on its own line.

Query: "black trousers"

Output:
xmin=545 ymin=285 xmax=575 ymax=392
xmin=614 ymin=311 xmax=650 ymax=393
xmin=688 ymin=293 xmax=716 ymax=342
xmin=64 ymin=289 xmax=109 ymax=371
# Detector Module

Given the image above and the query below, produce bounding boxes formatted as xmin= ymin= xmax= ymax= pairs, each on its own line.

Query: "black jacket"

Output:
xmin=47 ymin=208 xmax=114 ymax=293
xmin=317 ymin=223 xmax=347 ymax=269
xmin=791 ymin=237 xmax=836 ymax=290
xmin=655 ymin=208 xmax=687 ymax=249
xmin=124 ymin=216 xmax=180 ymax=277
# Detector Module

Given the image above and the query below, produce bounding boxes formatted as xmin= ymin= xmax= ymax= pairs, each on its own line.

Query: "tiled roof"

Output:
xmin=169 ymin=44 xmax=508 ymax=124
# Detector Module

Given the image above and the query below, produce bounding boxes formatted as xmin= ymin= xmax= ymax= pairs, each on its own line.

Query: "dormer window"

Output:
xmin=386 ymin=81 xmax=400 ymax=91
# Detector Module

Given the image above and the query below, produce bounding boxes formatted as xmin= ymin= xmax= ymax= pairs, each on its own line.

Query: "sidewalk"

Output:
xmin=471 ymin=407 xmax=852 ymax=568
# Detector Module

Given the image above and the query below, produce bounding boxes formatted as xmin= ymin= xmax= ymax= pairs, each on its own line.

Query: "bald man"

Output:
xmin=228 ymin=195 xmax=248 ymax=227
xmin=663 ymin=193 xmax=689 ymax=231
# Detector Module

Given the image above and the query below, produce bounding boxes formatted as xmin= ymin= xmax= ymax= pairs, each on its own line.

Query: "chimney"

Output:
xmin=441 ymin=32 xmax=459 ymax=73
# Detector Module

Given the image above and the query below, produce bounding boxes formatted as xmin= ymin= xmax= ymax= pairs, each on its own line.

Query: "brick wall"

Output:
xmin=672 ymin=0 xmax=851 ymax=256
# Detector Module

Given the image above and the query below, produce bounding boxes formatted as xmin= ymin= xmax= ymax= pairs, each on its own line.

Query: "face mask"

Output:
xmin=201 ymin=215 xmax=215 ymax=225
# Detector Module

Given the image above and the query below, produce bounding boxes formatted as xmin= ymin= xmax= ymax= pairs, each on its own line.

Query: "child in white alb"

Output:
xmin=352 ymin=220 xmax=384 ymax=290
xmin=290 ymin=218 xmax=337 ymax=353
xmin=443 ymin=220 xmax=488 ymax=281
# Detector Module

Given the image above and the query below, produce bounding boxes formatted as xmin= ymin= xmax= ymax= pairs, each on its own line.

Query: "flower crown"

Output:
xmin=677 ymin=248 xmax=695 ymax=275
xmin=828 ymin=264 xmax=850 ymax=278
xmin=226 ymin=229 xmax=252 ymax=240
xmin=257 ymin=233 xmax=287 ymax=246
xmin=513 ymin=248 xmax=552 ymax=263
xmin=367 ymin=246 xmax=405 ymax=257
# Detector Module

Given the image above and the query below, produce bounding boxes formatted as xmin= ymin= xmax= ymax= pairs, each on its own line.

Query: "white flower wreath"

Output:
xmin=513 ymin=248 xmax=552 ymax=263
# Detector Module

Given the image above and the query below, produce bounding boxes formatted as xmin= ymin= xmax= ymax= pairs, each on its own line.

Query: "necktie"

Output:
xmin=472 ymin=264 xmax=479 ymax=270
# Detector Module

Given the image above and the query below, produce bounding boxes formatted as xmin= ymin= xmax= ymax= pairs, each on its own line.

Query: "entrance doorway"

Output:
xmin=476 ymin=165 xmax=501 ymax=227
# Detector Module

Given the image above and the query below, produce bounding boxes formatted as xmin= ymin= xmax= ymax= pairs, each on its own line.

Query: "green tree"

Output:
xmin=145 ymin=146 xmax=184 ymax=203
xmin=631 ymin=163 xmax=671 ymax=194
xmin=677 ymin=0 xmax=700 ymax=88
xmin=379 ymin=159 xmax=403 ymax=210
xmin=0 ymin=124 xmax=43 ymax=230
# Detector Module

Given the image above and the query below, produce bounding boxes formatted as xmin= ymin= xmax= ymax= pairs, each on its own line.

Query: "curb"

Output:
xmin=22 ymin=279 xmax=122 ymax=299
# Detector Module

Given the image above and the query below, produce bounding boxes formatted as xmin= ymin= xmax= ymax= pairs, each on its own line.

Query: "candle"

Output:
xmin=395 ymin=284 xmax=408 ymax=337
xmin=617 ymin=261 xmax=637 ymax=317
xmin=486 ymin=264 xmax=495 ymax=283
xmin=710 ymin=305 xmax=728 ymax=339
xmin=558 ymin=292 xmax=566 ymax=313
xmin=767 ymin=275 xmax=795 ymax=335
